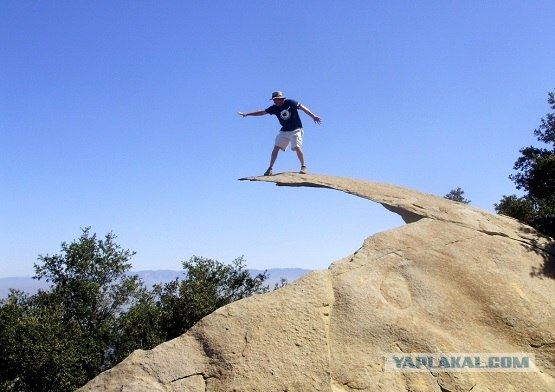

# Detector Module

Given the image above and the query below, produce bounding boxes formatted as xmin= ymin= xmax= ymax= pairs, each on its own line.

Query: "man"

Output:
xmin=238 ymin=91 xmax=322 ymax=176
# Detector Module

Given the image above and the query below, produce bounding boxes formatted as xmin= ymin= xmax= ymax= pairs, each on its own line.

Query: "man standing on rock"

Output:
xmin=238 ymin=91 xmax=322 ymax=176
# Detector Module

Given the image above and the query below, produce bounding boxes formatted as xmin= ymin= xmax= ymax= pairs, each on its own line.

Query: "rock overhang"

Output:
xmin=239 ymin=172 xmax=554 ymax=258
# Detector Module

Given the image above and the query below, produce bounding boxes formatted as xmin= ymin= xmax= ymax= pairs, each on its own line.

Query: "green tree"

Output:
xmin=444 ymin=187 xmax=471 ymax=204
xmin=496 ymin=90 xmax=555 ymax=238
xmin=34 ymin=227 xmax=144 ymax=371
xmin=111 ymin=288 xmax=164 ymax=364
xmin=494 ymin=195 xmax=536 ymax=226
xmin=155 ymin=255 xmax=270 ymax=340
xmin=0 ymin=228 xmax=145 ymax=391
xmin=0 ymin=291 xmax=91 ymax=391
xmin=105 ymin=255 xmax=275 ymax=363
xmin=0 ymin=230 xmax=273 ymax=391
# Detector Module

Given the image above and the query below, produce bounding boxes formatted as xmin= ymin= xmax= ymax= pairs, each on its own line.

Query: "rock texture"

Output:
xmin=79 ymin=173 xmax=555 ymax=392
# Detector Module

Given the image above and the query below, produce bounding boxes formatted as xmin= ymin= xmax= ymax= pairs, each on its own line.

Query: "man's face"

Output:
xmin=273 ymin=98 xmax=285 ymax=107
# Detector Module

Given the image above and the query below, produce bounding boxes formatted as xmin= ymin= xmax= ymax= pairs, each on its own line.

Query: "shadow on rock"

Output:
xmin=523 ymin=227 xmax=555 ymax=279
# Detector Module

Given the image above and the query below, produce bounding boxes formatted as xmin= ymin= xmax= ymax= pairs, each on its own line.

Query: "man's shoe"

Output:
xmin=300 ymin=166 xmax=308 ymax=174
xmin=264 ymin=168 xmax=273 ymax=176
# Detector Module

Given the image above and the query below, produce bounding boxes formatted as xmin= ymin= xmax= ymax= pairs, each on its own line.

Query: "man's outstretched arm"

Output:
xmin=238 ymin=110 xmax=268 ymax=117
xmin=298 ymin=104 xmax=322 ymax=124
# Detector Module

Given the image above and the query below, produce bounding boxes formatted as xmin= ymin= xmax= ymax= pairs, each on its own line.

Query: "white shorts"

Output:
xmin=275 ymin=128 xmax=303 ymax=151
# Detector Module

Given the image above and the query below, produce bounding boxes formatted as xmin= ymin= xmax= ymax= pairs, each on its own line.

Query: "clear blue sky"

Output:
xmin=2 ymin=1 xmax=554 ymax=277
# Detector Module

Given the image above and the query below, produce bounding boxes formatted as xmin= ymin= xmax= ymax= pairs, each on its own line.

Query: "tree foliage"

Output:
xmin=0 ymin=228 xmax=144 ymax=391
xmin=494 ymin=195 xmax=536 ymax=226
xmin=496 ymin=90 xmax=555 ymax=238
xmin=0 ymin=229 xmax=271 ymax=391
xmin=0 ymin=291 xmax=92 ymax=391
xmin=154 ymin=255 xmax=270 ymax=341
xmin=444 ymin=187 xmax=471 ymax=204
xmin=111 ymin=289 xmax=165 ymax=365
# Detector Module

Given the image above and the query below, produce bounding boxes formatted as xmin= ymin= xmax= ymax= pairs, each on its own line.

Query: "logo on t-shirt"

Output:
xmin=280 ymin=107 xmax=291 ymax=121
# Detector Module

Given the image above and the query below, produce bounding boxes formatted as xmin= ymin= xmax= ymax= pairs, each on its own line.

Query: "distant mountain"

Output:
xmin=0 ymin=277 xmax=50 ymax=298
xmin=0 ymin=268 xmax=312 ymax=299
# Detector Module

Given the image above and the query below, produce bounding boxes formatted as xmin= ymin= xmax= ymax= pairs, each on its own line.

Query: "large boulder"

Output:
xmin=79 ymin=173 xmax=555 ymax=391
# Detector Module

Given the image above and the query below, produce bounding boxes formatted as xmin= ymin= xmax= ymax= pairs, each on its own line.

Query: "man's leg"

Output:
xmin=291 ymin=129 xmax=306 ymax=172
xmin=293 ymin=146 xmax=305 ymax=167
xmin=269 ymin=145 xmax=281 ymax=168
xmin=293 ymin=147 xmax=307 ymax=173
xmin=264 ymin=145 xmax=281 ymax=175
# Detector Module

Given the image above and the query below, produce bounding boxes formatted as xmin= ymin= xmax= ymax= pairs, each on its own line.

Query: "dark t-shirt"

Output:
xmin=265 ymin=99 xmax=303 ymax=132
